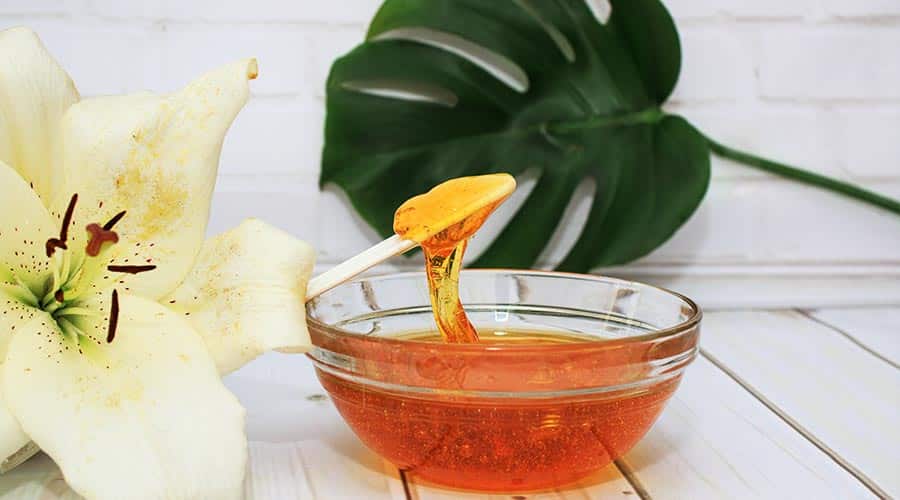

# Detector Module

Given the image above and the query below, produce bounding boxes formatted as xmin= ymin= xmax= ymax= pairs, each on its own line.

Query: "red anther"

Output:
xmin=107 ymin=265 xmax=156 ymax=275
xmin=45 ymin=194 xmax=78 ymax=257
xmin=45 ymin=238 xmax=67 ymax=258
xmin=85 ymin=223 xmax=119 ymax=257
xmin=103 ymin=210 xmax=127 ymax=231
xmin=106 ymin=289 xmax=119 ymax=343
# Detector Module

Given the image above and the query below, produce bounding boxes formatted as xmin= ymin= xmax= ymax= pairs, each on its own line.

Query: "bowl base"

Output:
xmin=318 ymin=370 xmax=679 ymax=493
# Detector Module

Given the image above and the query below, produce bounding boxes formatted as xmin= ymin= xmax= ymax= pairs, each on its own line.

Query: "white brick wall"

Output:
xmin=2 ymin=1 xmax=898 ymax=305
xmin=758 ymin=28 xmax=900 ymax=100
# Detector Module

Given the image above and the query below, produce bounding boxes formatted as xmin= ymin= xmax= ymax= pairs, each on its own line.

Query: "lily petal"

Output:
xmin=57 ymin=59 xmax=258 ymax=300
xmin=0 ymin=271 xmax=46 ymax=472
xmin=0 ymin=284 xmax=42 ymax=470
xmin=3 ymin=294 xmax=247 ymax=499
xmin=0 ymin=160 xmax=57 ymax=292
xmin=166 ymin=219 xmax=315 ymax=374
xmin=0 ymin=375 xmax=33 ymax=474
xmin=0 ymin=27 xmax=79 ymax=205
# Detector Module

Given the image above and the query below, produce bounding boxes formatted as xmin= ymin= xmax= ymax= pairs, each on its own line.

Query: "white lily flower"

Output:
xmin=0 ymin=27 xmax=315 ymax=499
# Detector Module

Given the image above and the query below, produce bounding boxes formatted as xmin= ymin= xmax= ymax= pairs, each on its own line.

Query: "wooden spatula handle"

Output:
xmin=305 ymin=235 xmax=417 ymax=301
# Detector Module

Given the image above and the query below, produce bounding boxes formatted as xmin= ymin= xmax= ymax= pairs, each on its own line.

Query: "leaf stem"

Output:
xmin=705 ymin=136 xmax=900 ymax=216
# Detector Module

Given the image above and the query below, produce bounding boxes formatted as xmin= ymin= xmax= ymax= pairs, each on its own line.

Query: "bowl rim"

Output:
xmin=307 ymin=268 xmax=703 ymax=351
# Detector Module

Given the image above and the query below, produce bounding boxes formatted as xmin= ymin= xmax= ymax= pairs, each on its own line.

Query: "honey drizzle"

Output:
xmin=422 ymin=240 xmax=478 ymax=343
xmin=393 ymin=174 xmax=516 ymax=344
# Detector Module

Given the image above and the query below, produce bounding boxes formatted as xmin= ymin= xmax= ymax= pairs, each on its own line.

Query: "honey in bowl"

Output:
xmin=307 ymin=176 xmax=701 ymax=492
xmin=315 ymin=327 xmax=684 ymax=491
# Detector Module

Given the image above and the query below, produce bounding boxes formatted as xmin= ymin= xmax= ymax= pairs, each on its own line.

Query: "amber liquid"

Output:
xmin=317 ymin=329 xmax=678 ymax=492
xmin=421 ymin=240 xmax=479 ymax=343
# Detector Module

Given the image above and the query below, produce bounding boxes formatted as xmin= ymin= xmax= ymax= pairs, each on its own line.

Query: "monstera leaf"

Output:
xmin=321 ymin=0 xmax=900 ymax=272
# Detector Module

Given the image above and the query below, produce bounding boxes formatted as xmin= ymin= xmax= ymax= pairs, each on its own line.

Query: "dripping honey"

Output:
xmin=317 ymin=328 xmax=678 ymax=492
xmin=393 ymin=173 xmax=514 ymax=343
xmin=416 ymin=224 xmax=484 ymax=343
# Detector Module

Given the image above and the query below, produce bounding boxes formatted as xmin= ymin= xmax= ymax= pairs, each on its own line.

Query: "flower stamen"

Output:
xmin=45 ymin=193 xmax=78 ymax=257
xmin=52 ymin=307 xmax=102 ymax=319
xmin=60 ymin=206 xmax=128 ymax=302
xmin=45 ymin=238 xmax=66 ymax=259
xmin=85 ymin=223 xmax=119 ymax=257
xmin=107 ymin=265 xmax=156 ymax=275
xmin=107 ymin=289 xmax=120 ymax=343
xmin=102 ymin=210 xmax=127 ymax=231
xmin=33 ymin=197 xmax=146 ymax=346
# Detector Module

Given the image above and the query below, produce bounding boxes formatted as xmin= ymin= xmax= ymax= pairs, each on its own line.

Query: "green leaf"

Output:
xmin=321 ymin=0 xmax=711 ymax=271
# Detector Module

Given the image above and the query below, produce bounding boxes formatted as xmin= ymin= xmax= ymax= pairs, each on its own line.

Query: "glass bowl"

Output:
xmin=306 ymin=270 xmax=701 ymax=492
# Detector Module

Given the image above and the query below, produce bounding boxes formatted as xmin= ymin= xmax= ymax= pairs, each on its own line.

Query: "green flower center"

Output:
xmin=3 ymin=194 xmax=156 ymax=347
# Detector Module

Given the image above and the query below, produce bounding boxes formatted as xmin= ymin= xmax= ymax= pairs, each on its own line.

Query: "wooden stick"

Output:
xmin=305 ymin=235 xmax=417 ymax=301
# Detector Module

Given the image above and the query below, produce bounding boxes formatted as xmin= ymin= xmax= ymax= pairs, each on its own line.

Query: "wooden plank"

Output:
xmin=805 ymin=307 xmax=900 ymax=368
xmin=245 ymin=442 xmax=315 ymax=499
xmin=700 ymin=310 xmax=900 ymax=497
xmin=0 ymin=441 xmax=406 ymax=499
xmin=619 ymin=357 xmax=869 ymax=499
xmin=405 ymin=464 xmax=637 ymax=499
xmin=245 ymin=441 xmax=406 ymax=500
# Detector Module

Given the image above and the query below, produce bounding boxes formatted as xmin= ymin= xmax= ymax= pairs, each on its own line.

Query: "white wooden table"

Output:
xmin=1 ymin=307 xmax=897 ymax=499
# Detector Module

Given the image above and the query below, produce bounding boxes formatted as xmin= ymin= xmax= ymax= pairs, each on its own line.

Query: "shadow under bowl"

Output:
xmin=306 ymin=270 xmax=701 ymax=493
